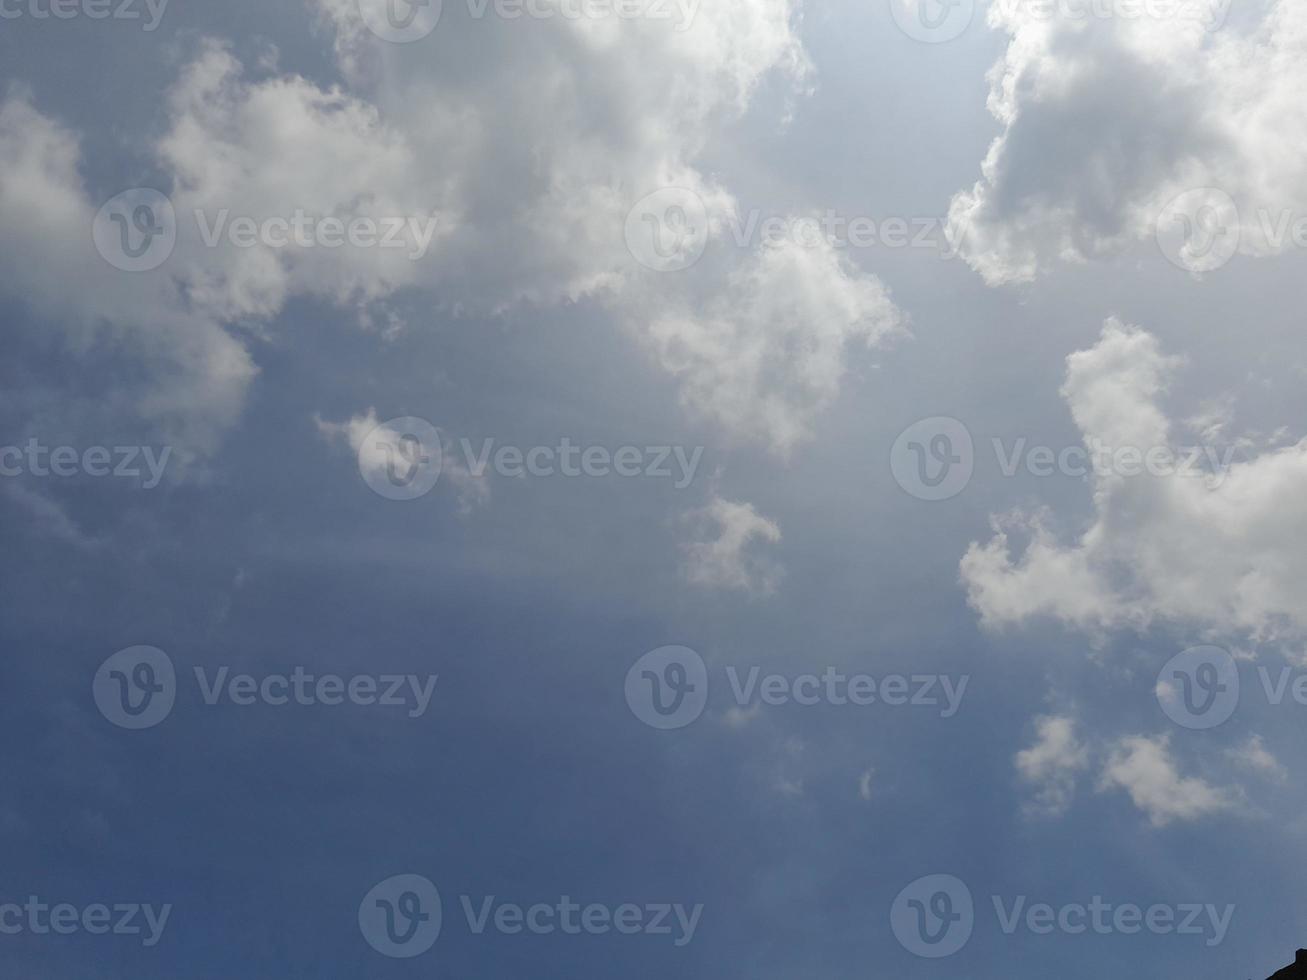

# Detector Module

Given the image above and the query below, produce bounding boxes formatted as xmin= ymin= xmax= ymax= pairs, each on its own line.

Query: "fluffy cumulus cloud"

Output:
xmin=308 ymin=0 xmax=900 ymax=454
xmin=961 ymin=318 xmax=1307 ymax=643
xmin=158 ymin=41 xmax=452 ymax=322
xmin=1014 ymin=713 xmax=1269 ymax=826
xmin=949 ymin=0 xmax=1307 ymax=284
xmin=1015 ymin=715 xmax=1090 ymax=816
xmin=644 ymin=240 xmax=901 ymax=456
xmin=682 ymin=495 xmax=783 ymax=595
xmin=1098 ymin=734 xmax=1236 ymax=827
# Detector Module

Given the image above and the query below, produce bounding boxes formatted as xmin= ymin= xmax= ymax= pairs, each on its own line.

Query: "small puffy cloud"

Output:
xmin=1226 ymin=734 xmax=1287 ymax=782
xmin=682 ymin=496 xmax=782 ymax=595
xmin=315 ymin=407 xmax=382 ymax=461
xmin=1015 ymin=715 xmax=1090 ymax=817
xmin=769 ymin=737 xmax=807 ymax=798
xmin=961 ymin=318 xmax=1307 ymax=643
xmin=857 ymin=767 xmax=875 ymax=801
xmin=316 ymin=408 xmax=488 ymax=513
xmin=949 ymin=0 xmax=1307 ymax=284
xmin=1098 ymin=734 xmax=1237 ymax=827
xmin=723 ymin=703 xmax=764 ymax=729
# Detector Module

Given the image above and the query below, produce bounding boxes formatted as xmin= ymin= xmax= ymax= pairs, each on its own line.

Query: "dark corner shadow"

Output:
xmin=1265 ymin=950 xmax=1307 ymax=979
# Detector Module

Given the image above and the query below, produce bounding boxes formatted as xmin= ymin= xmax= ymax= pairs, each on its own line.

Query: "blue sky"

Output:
xmin=3 ymin=0 xmax=1307 ymax=977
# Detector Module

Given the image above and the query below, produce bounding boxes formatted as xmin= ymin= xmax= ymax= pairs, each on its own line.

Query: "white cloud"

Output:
xmin=315 ymin=407 xmax=394 ymax=480
xmin=159 ymin=41 xmax=451 ymax=322
xmin=4 ymin=0 xmax=906 ymax=461
xmin=857 ymin=767 xmax=875 ymax=801
xmin=1098 ymin=733 xmax=1236 ymax=827
xmin=304 ymin=0 xmax=811 ymax=316
xmin=682 ymin=495 xmax=782 ymax=595
xmin=1015 ymin=715 xmax=1089 ymax=817
xmin=0 ymin=90 xmax=255 ymax=461
xmin=1226 ymin=733 xmax=1287 ymax=782
xmin=949 ymin=0 xmax=1307 ymax=284
xmin=161 ymin=1 xmax=896 ymax=455
xmin=644 ymin=239 xmax=902 ymax=457
xmin=769 ymin=736 xmax=806 ymax=797
xmin=723 ymin=703 xmax=764 ymax=728
xmin=961 ymin=318 xmax=1307 ymax=642
xmin=3 ymin=484 xmax=101 ymax=550
xmin=315 ymin=408 xmax=489 ymax=513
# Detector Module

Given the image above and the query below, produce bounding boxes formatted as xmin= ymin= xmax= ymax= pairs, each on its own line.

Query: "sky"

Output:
xmin=3 ymin=0 xmax=1307 ymax=976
